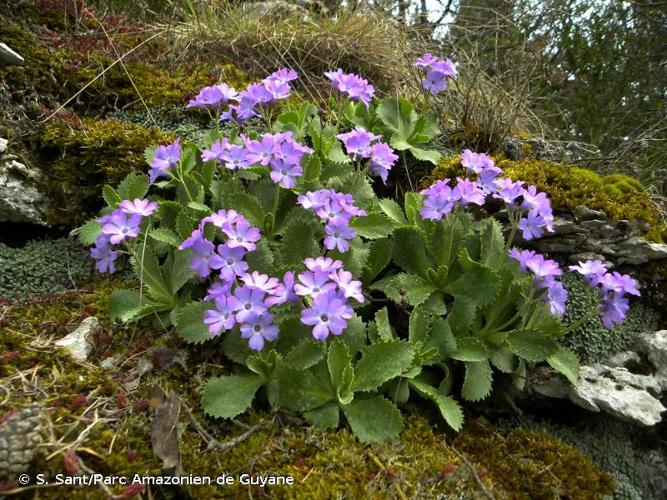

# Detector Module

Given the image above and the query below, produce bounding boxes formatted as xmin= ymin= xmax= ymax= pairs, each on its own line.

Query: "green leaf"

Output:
xmin=109 ymin=289 xmax=142 ymax=323
xmin=393 ymin=226 xmax=431 ymax=276
xmin=446 ymin=255 xmax=502 ymax=307
xmin=478 ymin=218 xmax=506 ymax=268
xmin=276 ymin=211 xmax=321 ymax=269
xmin=451 ymin=337 xmax=489 ymax=362
xmin=274 ymin=363 xmax=334 ymax=412
xmin=102 ymin=185 xmax=121 ymax=207
xmin=175 ymin=211 xmax=198 ymax=239
xmin=506 ymin=330 xmax=559 ymax=362
xmin=163 ymin=248 xmax=193 ymax=294
xmin=229 ymin=192 xmax=265 ymax=227
xmin=302 ymin=154 xmax=321 ymax=182
xmin=428 ymin=318 xmax=457 ymax=358
xmin=403 ymin=192 xmax=423 ymax=225
xmin=202 ymin=374 xmax=264 ymax=419
xmin=349 ymin=213 xmax=396 ymax=239
xmin=187 ymin=201 xmax=210 ymax=213
xmin=130 ymin=244 xmax=173 ymax=304
xmin=149 ymin=227 xmax=182 ymax=247
xmin=374 ymin=307 xmax=393 ymax=342
xmin=377 ymin=97 xmax=417 ymax=143
xmin=448 ymin=296 xmax=477 ymax=336
xmin=330 ymin=237 xmax=369 ymax=277
xmin=409 ymin=379 xmax=464 ymax=431
xmin=155 ymin=201 xmax=182 ymax=231
xmin=303 ymin=403 xmax=340 ymax=430
xmin=547 ymin=346 xmax=580 ymax=386
xmin=383 ymin=273 xmax=437 ymax=307
xmin=342 ymin=314 xmax=367 ymax=354
xmin=489 ymin=347 xmax=517 ymax=374
xmin=378 ymin=198 xmax=407 ymax=225
xmin=245 ymin=238 xmax=274 ymax=275
xmin=283 ymin=339 xmax=326 ymax=370
xmin=174 ymin=301 xmax=215 ymax=344
xmin=361 ymin=238 xmax=393 ymax=285
xmin=352 ymin=339 xmax=414 ymax=392
xmin=431 ymin=211 xmax=473 ymax=269
xmin=328 ymin=340 xmax=354 ymax=405
xmin=406 ymin=145 xmax=441 ymax=164
xmin=78 ymin=219 xmax=102 ymax=245
xmin=408 ymin=305 xmax=433 ymax=344
xmin=117 ymin=173 xmax=150 ymax=200
xmin=461 ymin=360 xmax=493 ymax=402
xmin=342 ymin=395 xmax=403 ymax=443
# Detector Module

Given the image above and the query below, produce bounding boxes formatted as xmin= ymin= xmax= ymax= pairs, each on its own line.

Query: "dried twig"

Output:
xmin=450 ymin=445 xmax=496 ymax=500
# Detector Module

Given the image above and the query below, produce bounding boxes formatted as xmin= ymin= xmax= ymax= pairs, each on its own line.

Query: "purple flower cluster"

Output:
xmin=149 ymin=140 xmax=181 ymax=184
xmin=421 ymin=149 xmax=554 ymax=240
xmin=420 ymin=177 xmax=486 ymax=220
xmin=220 ymin=68 xmax=298 ymax=122
xmin=297 ymin=189 xmax=367 ymax=252
xmin=201 ymin=132 xmax=312 ymax=188
xmin=187 ymin=83 xmax=238 ymax=110
xmin=569 ymin=260 xmax=640 ymax=327
xmin=337 ymin=127 xmax=398 ymax=183
xmin=324 ymin=69 xmax=375 ymax=107
xmin=413 ymin=53 xmax=457 ymax=95
xmin=179 ymin=209 xmax=261 ymax=278
xmin=510 ymin=248 xmax=568 ymax=316
xmin=91 ymin=198 xmax=158 ymax=273
xmin=298 ymin=257 xmax=364 ymax=340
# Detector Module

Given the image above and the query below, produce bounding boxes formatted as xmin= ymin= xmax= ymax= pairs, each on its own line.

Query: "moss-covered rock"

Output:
xmin=0 ymin=237 xmax=93 ymax=299
xmin=37 ymin=118 xmax=174 ymax=226
xmin=560 ymin=273 xmax=660 ymax=364
xmin=454 ymin=419 xmax=615 ymax=499
xmin=426 ymin=156 xmax=666 ymax=242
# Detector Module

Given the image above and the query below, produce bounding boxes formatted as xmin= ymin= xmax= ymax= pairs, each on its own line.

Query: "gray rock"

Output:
xmin=0 ymin=137 xmax=7 ymax=154
xmin=527 ymin=364 xmax=665 ymax=426
xmin=0 ymin=160 xmax=49 ymax=225
xmin=54 ymin=317 xmax=100 ymax=363
xmin=502 ymin=135 xmax=601 ymax=162
xmin=0 ymin=406 xmax=43 ymax=475
xmin=635 ymin=330 xmax=667 ymax=391
xmin=0 ymin=42 xmax=24 ymax=66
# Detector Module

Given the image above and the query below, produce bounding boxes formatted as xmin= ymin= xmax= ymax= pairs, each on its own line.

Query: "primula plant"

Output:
xmin=79 ymin=59 xmax=640 ymax=443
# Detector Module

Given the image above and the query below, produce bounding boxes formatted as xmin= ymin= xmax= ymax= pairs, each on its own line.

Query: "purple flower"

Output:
xmin=221 ymin=144 xmax=250 ymax=171
xmin=452 ymin=178 xmax=485 ymax=207
xmin=240 ymin=313 xmax=279 ymax=351
xmin=294 ymin=271 xmax=336 ymax=298
xmin=324 ymin=221 xmax=356 ymax=253
xmin=100 ymin=209 xmax=142 ymax=245
xmin=241 ymin=271 xmax=280 ymax=294
xmin=337 ymin=127 xmax=379 ymax=160
xmin=518 ymin=210 xmax=547 ymax=241
xmin=304 ymin=257 xmax=343 ymax=273
xmin=569 ymin=260 xmax=608 ymax=285
xmin=222 ymin=219 xmax=261 ymax=252
xmin=265 ymin=271 xmax=298 ymax=306
xmin=270 ymin=160 xmax=302 ymax=188
xmin=544 ymin=281 xmax=568 ymax=316
xmin=325 ymin=69 xmax=375 ymax=106
xmin=600 ymin=293 xmax=630 ymax=328
xmin=203 ymin=209 xmax=242 ymax=229
xmin=214 ymin=244 xmax=248 ymax=282
xmin=300 ymin=290 xmax=354 ymax=340
xmin=180 ymin=230 xmax=217 ymax=278
xmin=493 ymin=178 xmax=524 ymax=205
xmin=262 ymin=78 xmax=291 ymax=102
xmin=119 ymin=198 xmax=158 ymax=217
xmin=243 ymin=134 xmax=277 ymax=166
xmin=369 ymin=142 xmax=398 ymax=184
xmin=201 ymin=138 xmax=230 ymax=163
xmin=205 ymin=281 xmax=232 ymax=302
xmin=414 ymin=54 xmax=457 ymax=95
xmin=521 ymin=185 xmax=550 ymax=214
xmin=330 ymin=269 xmax=365 ymax=303
xmin=266 ymin=68 xmax=298 ymax=84
xmin=204 ymin=297 xmax=237 ymax=335
xmin=509 ymin=248 xmax=537 ymax=272
xmin=149 ymin=140 xmax=181 ymax=184
xmin=599 ymin=272 xmax=640 ymax=297
xmin=297 ymin=191 xmax=327 ymax=210
xmin=525 ymin=253 xmax=562 ymax=280
xmin=273 ymin=134 xmax=312 ymax=165
xmin=420 ymin=180 xmax=456 ymax=221
xmin=231 ymin=286 xmax=267 ymax=323
xmin=90 ymin=235 xmax=119 ymax=274
xmin=187 ymin=83 xmax=238 ymax=109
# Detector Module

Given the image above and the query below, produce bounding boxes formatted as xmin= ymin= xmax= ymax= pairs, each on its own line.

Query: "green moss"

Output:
xmin=37 ymin=118 xmax=174 ymax=226
xmin=426 ymin=157 xmax=666 ymax=242
xmin=559 ymin=274 xmax=660 ymax=364
xmin=454 ymin=419 xmax=615 ymax=499
xmin=501 ymin=414 xmax=663 ymax=500
xmin=0 ymin=238 xmax=93 ymax=299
